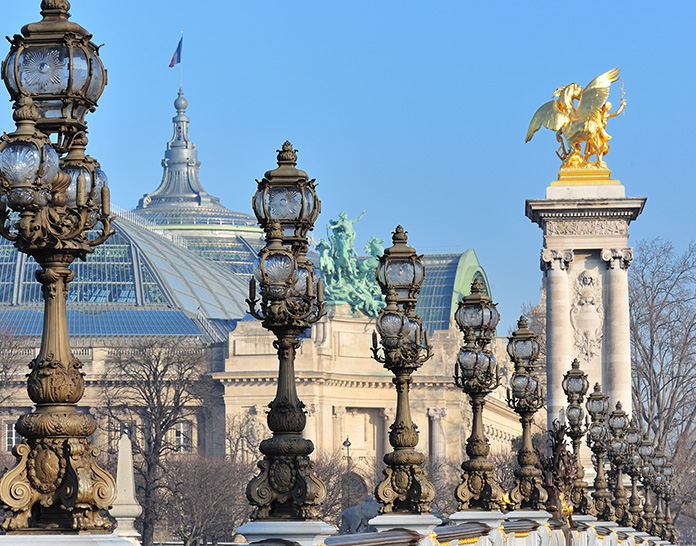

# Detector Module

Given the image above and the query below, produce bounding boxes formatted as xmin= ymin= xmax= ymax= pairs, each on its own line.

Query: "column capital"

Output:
xmin=541 ymin=249 xmax=574 ymax=272
xmin=380 ymin=407 xmax=395 ymax=421
xmin=332 ymin=405 xmax=346 ymax=418
xmin=427 ymin=407 xmax=447 ymax=420
xmin=428 ymin=408 xmax=447 ymax=421
xmin=305 ymin=403 xmax=317 ymax=416
xmin=601 ymin=248 xmax=633 ymax=270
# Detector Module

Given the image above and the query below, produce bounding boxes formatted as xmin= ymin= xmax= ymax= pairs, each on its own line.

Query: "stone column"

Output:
xmin=601 ymin=248 xmax=633 ymax=411
xmin=380 ymin=408 xmax=394 ymax=460
xmin=427 ymin=407 xmax=447 ymax=463
xmin=541 ymin=249 xmax=574 ymax=429
xmin=303 ymin=403 xmax=317 ymax=444
xmin=333 ymin=406 xmax=346 ymax=449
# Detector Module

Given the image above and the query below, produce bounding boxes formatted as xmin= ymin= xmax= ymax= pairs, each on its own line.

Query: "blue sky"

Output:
xmin=2 ymin=1 xmax=694 ymax=332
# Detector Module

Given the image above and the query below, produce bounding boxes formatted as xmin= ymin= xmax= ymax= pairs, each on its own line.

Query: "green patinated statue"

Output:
xmin=317 ymin=211 xmax=384 ymax=317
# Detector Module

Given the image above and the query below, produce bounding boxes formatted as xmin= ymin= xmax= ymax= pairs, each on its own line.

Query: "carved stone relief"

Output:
xmin=545 ymin=219 xmax=628 ymax=236
xmin=570 ymin=270 xmax=604 ymax=362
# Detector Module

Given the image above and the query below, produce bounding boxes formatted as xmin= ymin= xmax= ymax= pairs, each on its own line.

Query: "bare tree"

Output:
xmin=102 ymin=338 xmax=213 ymax=546
xmin=162 ymin=455 xmax=254 ymax=546
xmin=225 ymin=408 xmax=268 ymax=463
xmin=0 ymin=328 xmax=28 ymax=408
xmin=629 ymin=239 xmax=696 ymax=534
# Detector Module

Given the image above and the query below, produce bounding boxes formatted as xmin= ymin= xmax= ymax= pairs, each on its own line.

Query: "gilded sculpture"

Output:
xmin=526 ymin=68 xmax=626 ymax=168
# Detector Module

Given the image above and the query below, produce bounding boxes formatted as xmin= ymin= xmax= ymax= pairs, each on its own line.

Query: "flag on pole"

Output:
xmin=169 ymin=37 xmax=183 ymax=68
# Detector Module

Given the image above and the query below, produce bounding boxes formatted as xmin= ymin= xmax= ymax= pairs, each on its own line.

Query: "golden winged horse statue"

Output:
xmin=525 ymin=68 xmax=625 ymax=168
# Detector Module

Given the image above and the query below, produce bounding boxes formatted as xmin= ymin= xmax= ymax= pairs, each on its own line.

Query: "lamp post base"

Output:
xmin=236 ymin=520 xmax=336 ymax=546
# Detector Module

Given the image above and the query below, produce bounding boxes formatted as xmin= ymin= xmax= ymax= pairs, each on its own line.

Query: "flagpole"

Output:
xmin=179 ymin=30 xmax=183 ymax=90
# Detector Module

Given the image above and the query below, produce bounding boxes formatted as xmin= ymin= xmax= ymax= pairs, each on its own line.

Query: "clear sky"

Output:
xmin=2 ymin=1 xmax=694 ymax=333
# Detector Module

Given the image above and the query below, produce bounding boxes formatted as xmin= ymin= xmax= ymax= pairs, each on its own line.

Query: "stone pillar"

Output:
xmin=601 ymin=248 xmax=634 ymax=411
xmin=427 ymin=407 xmax=447 ymax=463
xmin=380 ymin=407 xmax=394 ymax=460
xmin=303 ymin=403 xmax=317 ymax=444
xmin=527 ymin=171 xmax=645 ymax=436
xmin=541 ymin=249 xmax=574 ymax=429
xmin=333 ymin=406 xmax=346 ymax=449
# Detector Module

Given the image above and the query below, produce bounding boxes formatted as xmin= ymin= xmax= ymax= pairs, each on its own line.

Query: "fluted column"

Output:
xmin=541 ymin=249 xmax=574 ymax=429
xmin=601 ymin=248 xmax=633 ymax=411
xmin=427 ymin=407 xmax=447 ymax=464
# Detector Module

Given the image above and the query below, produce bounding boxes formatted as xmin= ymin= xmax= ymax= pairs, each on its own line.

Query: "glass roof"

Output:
xmin=0 ymin=213 xmax=249 ymax=323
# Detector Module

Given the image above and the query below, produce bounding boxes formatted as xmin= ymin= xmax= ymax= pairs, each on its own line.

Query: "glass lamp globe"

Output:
xmin=507 ymin=315 xmax=540 ymax=369
xmin=589 ymin=422 xmax=606 ymax=442
xmin=377 ymin=305 xmax=408 ymax=349
xmin=625 ymin=421 xmax=641 ymax=447
xmin=455 ymin=277 xmax=499 ymax=341
xmin=375 ymin=225 xmax=424 ymax=305
xmin=253 ymin=249 xmax=295 ymax=301
xmin=639 ymin=438 xmax=654 ymax=460
xmin=653 ymin=450 xmax=666 ymax=469
xmin=566 ymin=404 xmax=584 ymax=427
xmin=663 ymin=463 xmax=674 ymax=479
xmin=2 ymin=1 xmax=107 ymax=139
xmin=609 ymin=403 xmax=628 ymax=434
xmin=586 ymin=384 xmax=609 ymax=417
xmin=252 ymin=142 xmax=319 ymax=244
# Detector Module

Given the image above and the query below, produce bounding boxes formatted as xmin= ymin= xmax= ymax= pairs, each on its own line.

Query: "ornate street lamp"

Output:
xmin=624 ymin=419 xmax=643 ymax=528
xmin=607 ymin=402 xmax=631 ymax=526
xmin=2 ymin=1 xmax=107 ymax=153
xmin=651 ymin=449 xmax=667 ymax=537
xmin=453 ymin=278 xmax=502 ymax=511
xmin=561 ymin=358 xmax=593 ymax=515
xmin=662 ymin=465 xmax=677 ymax=543
xmin=586 ymin=383 xmax=614 ymax=521
xmin=246 ymin=143 xmax=326 ymax=520
xmin=638 ymin=435 xmax=656 ymax=533
xmin=371 ymin=227 xmax=434 ymax=514
xmin=0 ymin=2 xmax=115 ymax=533
xmin=506 ymin=316 xmax=547 ymax=511
xmin=454 ymin=330 xmax=502 ymax=510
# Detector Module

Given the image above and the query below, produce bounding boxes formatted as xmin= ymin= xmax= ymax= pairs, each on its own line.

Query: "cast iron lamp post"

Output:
xmin=561 ymin=358 xmax=593 ymax=515
xmin=662 ymin=463 xmax=676 ymax=543
xmin=624 ymin=419 xmax=643 ymax=528
xmin=0 ymin=1 xmax=115 ymax=533
xmin=506 ymin=316 xmax=547 ymax=511
xmin=607 ymin=402 xmax=631 ymax=526
xmin=651 ymin=449 xmax=667 ymax=537
xmin=371 ymin=226 xmax=435 ymax=514
xmin=453 ymin=279 xmax=503 ymax=511
xmin=662 ymin=464 xmax=677 ymax=543
xmin=586 ymin=383 xmax=614 ymax=521
xmin=246 ymin=142 xmax=327 ymax=520
xmin=638 ymin=436 xmax=656 ymax=534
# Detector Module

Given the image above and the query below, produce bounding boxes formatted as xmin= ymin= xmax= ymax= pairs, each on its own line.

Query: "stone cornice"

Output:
xmin=525 ymin=197 xmax=646 ymax=227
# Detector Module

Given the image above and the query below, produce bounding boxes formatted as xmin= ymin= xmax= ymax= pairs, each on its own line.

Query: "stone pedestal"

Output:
xmin=236 ymin=520 xmax=336 ymax=546
xmin=0 ymin=536 xmax=134 ymax=545
xmin=369 ymin=514 xmax=441 ymax=545
xmin=526 ymin=168 xmax=646 ymax=428
xmin=449 ymin=511 xmax=505 ymax=546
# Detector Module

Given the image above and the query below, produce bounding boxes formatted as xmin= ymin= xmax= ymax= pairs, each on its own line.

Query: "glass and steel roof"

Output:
xmin=416 ymin=250 xmax=490 ymax=334
xmin=0 ymin=211 xmax=249 ymax=338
